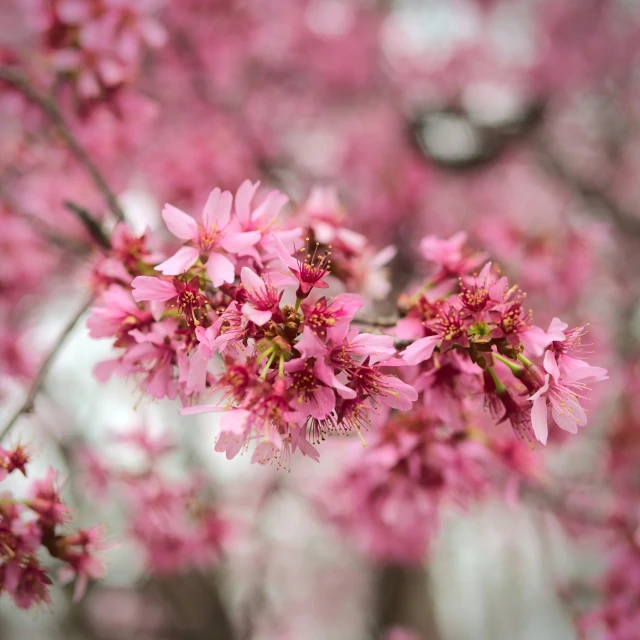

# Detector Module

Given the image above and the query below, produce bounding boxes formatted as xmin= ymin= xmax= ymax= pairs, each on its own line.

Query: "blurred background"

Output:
xmin=1 ymin=0 xmax=638 ymax=638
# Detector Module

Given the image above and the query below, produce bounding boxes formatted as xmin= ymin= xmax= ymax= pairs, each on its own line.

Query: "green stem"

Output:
xmin=260 ymin=351 xmax=277 ymax=380
xmin=517 ymin=353 xmax=534 ymax=368
xmin=259 ymin=345 xmax=275 ymax=362
xmin=488 ymin=367 xmax=507 ymax=394
xmin=294 ymin=297 xmax=301 ymax=312
xmin=494 ymin=353 xmax=524 ymax=375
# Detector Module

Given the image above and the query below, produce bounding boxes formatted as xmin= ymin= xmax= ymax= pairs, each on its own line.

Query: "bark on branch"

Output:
xmin=0 ymin=67 xmax=126 ymax=223
xmin=0 ymin=295 xmax=94 ymax=443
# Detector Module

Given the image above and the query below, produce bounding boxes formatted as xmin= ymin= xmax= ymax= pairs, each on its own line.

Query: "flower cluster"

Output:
xmin=89 ymin=185 xmax=607 ymax=472
xmin=78 ymin=424 xmax=228 ymax=574
xmin=325 ymin=413 xmax=490 ymax=563
xmin=566 ymin=365 xmax=640 ymax=639
xmin=579 ymin=538 xmax=640 ymax=640
xmin=26 ymin=0 xmax=166 ymax=104
xmin=325 ymin=404 xmax=545 ymax=563
xmin=89 ymin=181 xmax=412 ymax=467
xmin=397 ymin=233 xmax=608 ymax=446
xmin=0 ymin=444 xmax=106 ymax=608
xmin=289 ymin=187 xmax=397 ymax=301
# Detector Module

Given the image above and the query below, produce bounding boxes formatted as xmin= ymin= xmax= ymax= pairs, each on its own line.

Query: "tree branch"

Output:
xmin=0 ymin=177 xmax=91 ymax=255
xmin=352 ymin=315 xmax=400 ymax=328
xmin=0 ymin=67 xmax=126 ymax=223
xmin=531 ymin=133 xmax=640 ymax=237
xmin=64 ymin=200 xmax=111 ymax=250
xmin=373 ymin=564 xmax=442 ymax=639
xmin=0 ymin=295 xmax=94 ymax=443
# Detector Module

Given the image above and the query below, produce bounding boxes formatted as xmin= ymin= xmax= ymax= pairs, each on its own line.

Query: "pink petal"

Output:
xmin=93 ymin=358 xmax=121 ymax=382
xmin=547 ymin=317 xmax=569 ymax=335
xmin=521 ymin=326 xmax=555 ymax=357
xmin=313 ymin=220 xmax=335 ymax=244
xmin=543 ymin=350 xmax=561 ymax=381
xmin=401 ymin=335 xmax=439 ymax=366
xmin=72 ymin=575 xmax=88 ymax=603
xmin=530 ymin=396 xmax=549 ymax=444
xmin=203 ymin=188 xmax=232 ymax=228
xmin=310 ymin=386 xmax=336 ymax=419
xmin=553 ymin=394 xmax=587 ymax=432
xmin=271 ymin=234 xmax=299 ymax=271
xmin=141 ymin=19 xmax=167 ymax=47
xmin=132 ymin=276 xmax=177 ymax=302
xmin=214 ymin=409 xmax=251 ymax=460
xmin=350 ymin=333 xmax=396 ymax=363
xmin=78 ymin=69 xmax=100 ymax=98
xmin=206 ymin=253 xmax=235 ymax=287
xmin=3 ymin=560 xmax=21 ymax=593
xmin=327 ymin=318 xmax=352 ymax=345
xmin=103 ymin=284 xmax=139 ymax=313
xmin=296 ymin=328 xmax=329 ymax=358
xmin=221 ymin=410 xmax=251 ymax=433
xmin=58 ymin=0 xmax=92 ymax=23
xmin=337 ymin=228 xmax=367 ymax=251
xmin=332 ymin=292 xmax=364 ymax=314
xmin=294 ymin=435 xmax=320 ymax=462
xmin=252 ymin=190 xmax=288 ymax=221
xmin=220 ymin=230 xmax=261 ymax=255
xmin=51 ymin=49 xmax=81 ymax=71
xmin=551 ymin=406 xmax=580 ymax=435
xmin=216 ymin=436 xmax=247 ymax=461
xmin=234 ymin=180 xmax=260 ymax=224
xmin=395 ymin=317 xmax=425 ymax=339
xmin=242 ymin=303 xmax=272 ymax=326
xmin=383 ymin=376 xmax=418 ymax=410
xmin=564 ymin=364 xmax=609 ymax=383
xmin=370 ymin=244 xmax=397 ymax=268
xmin=186 ymin=349 xmax=209 ymax=394
xmin=241 ymin=266 xmax=266 ymax=294
xmin=215 ymin=410 xmax=251 ymax=460
xmin=314 ymin=358 xmax=355 ymax=399
xmin=162 ymin=204 xmax=198 ymax=240
xmin=180 ymin=404 xmax=228 ymax=416
xmin=98 ymin=58 xmax=125 ymax=86
xmin=529 ymin=374 xmax=550 ymax=402
xmin=155 ymin=246 xmax=200 ymax=276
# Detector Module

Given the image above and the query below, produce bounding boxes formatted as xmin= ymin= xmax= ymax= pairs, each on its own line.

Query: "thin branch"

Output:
xmin=4 ymin=204 xmax=89 ymax=255
xmin=0 ymin=295 xmax=94 ymax=443
xmin=64 ymin=200 xmax=111 ymax=250
xmin=531 ymin=133 xmax=640 ymax=237
xmin=168 ymin=29 xmax=312 ymax=190
xmin=0 ymin=178 xmax=90 ymax=255
xmin=521 ymin=481 xmax=613 ymax=530
xmin=352 ymin=315 xmax=400 ymax=328
xmin=0 ymin=67 xmax=126 ymax=222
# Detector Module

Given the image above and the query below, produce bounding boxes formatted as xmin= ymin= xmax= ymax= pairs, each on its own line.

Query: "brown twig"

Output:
xmin=64 ymin=200 xmax=111 ymax=250
xmin=0 ymin=67 xmax=126 ymax=222
xmin=531 ymin=132 xmax=640 ymax=237
xmin=0 ymin=295 xmax=94 ymax=443
xmin=0 ymin=178 xmax=90 ymax=255
xmin=168 ymin=29 xmax=312 ymax=191
xmin=352 ymin=315 xmax=400 ymax=328
xmin=521 ymin=482 xmax=613 ymax=530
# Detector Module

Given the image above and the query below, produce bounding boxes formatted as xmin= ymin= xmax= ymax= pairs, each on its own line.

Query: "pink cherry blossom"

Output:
xmin=155 ymin=189 xmax=262 ymax=286
xmin=240 ymin=267 xmax=282 ymax=326
xmin=529 ymin=349 xmax=608 ymax=444
xmin=272 ymin=234 xmax=331 ymax=297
